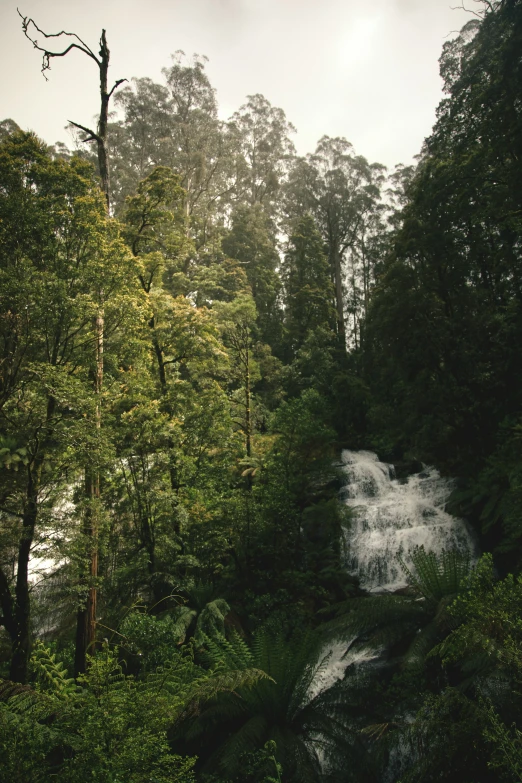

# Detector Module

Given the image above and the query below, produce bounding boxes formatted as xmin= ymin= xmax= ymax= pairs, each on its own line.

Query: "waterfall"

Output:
xmin=311 ymin=450 xmax=476 ymax=704
xmin=340 ymin=450 xmax=476 ymax=592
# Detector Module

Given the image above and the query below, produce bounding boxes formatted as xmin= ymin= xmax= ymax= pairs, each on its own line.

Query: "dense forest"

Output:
xmin=1 ymin=0 xmax=521 ymax=780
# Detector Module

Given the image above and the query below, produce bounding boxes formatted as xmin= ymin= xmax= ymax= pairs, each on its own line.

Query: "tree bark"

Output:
xmin=75 ymin=310 xmax=103 ymax=677
xmin=332 ymin=245 xmax=346 ymax=343
xmin=9 ymin=497 xmax=38 ymax=682
xmin=245 ymin=336 xmax=252 ymax=459
xmin=96 ymin=31 xmax=111 ymax=210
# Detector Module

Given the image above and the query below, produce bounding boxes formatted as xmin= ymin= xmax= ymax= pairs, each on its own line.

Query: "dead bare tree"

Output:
xmin=18 ymin=9 xmax=126 ymax=211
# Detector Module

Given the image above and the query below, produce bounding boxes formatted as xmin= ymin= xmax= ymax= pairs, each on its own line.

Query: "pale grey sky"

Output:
xmin=0 ymin=0 xmax=470 ymax=169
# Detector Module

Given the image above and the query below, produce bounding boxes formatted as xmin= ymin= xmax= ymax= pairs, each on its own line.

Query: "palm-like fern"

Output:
xmin=30 ymin=641 xmax=77 ymax=697
xmin=398 ymin=546 xmax=472 ymax=606
xmin=322 ymin=546 xmax=474 ymax=666
xmin=179 ymin=628 xmax=375 ymax=782
xmin=398 ymin=546 xmax=474 ymax=669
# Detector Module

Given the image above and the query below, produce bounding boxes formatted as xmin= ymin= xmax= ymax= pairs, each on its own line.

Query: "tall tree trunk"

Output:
xmin=8 ymin=395 xmax=54 ymax=683
xmin=332 ymin=245 xmax=346 ymax=343
xmin=9 ymin=476 xmax=39 ymax=683
xmin=75 ymin=33 xmax=112 ymax=672
xmin=74 ymin=469 xmax=98 ymax=676
xmin=245 ymin=337 xmax=252 ymax=460
xmin=75 ymin=310 xmax=103 ymax=677
xmin=97 ymin=31 xmax=111 ymax=210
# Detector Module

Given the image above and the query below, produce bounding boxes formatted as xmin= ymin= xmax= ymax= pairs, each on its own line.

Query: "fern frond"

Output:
xmin=0 ymin=679 xmax=33 ymax=702
xmin=200 ymin=629 xmax=254 ymax=670
xmin=216 ymin=714 xmax=269 ymax=772
xmin=30 ymin=641 xmax=77 ymax=697
xmin=194 ymin=599 xmax=230 ymax=645
xmin=399 ymin=546 xmax=472 ymax=604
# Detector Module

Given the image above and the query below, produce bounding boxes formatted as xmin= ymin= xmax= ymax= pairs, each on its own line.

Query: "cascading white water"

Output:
xmin=340 ymin=450 xmax=476 ymax=592
xmin=310 ymin=450 xmax=477 ymax=705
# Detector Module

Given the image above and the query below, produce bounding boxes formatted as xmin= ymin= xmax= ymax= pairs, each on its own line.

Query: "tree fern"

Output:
xmin=30 ymin=642 xmax=77 ymax=697
xmin=0 ymin=677 xmax=63 ymax=783
xmin=177 ymin=626 xmax=374 ymax=782
xmin=194 ymin=599 xmax=232 ymax=645
xmin=201 ymin=629 xmax=255 ymax=670
xmin=398 ymin=546 xmax=472 ymax=605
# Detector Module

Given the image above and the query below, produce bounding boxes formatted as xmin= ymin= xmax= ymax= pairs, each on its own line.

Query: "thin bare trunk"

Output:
xmin=245 ymin=338 xmax=252 ymax=459
xmin=332 ymin=245 xmax=346 ymax=344
xmin=75 ymin=311 xmax=103 ymax=677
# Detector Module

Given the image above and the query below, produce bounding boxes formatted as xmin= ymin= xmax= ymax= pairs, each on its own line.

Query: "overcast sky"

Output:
xmin=0 ymin=0 xmax=470 ymax=169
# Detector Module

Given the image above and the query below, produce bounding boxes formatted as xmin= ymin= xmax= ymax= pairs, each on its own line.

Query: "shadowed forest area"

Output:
xmin=1 ymin=1 xmax=522 ymax=780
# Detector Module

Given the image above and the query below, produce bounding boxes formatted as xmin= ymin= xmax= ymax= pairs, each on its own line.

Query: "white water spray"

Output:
xmin=340 ymin=450 xmax=475 ymax=592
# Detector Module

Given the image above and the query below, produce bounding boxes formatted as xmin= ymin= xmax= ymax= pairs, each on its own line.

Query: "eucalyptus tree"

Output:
xmin=0 ymin=119 xmax=21 ymax=142
xmin=230 ymin=94 xmax=296 ymax=217
xmin=286 ymin=137 xmax=385 ymax=345
xmin=281 ymin=214 xmax=337 ymax=359
xmin=18 ymin=10 xmax=126 ymax=211
xmin=112 ymin=55 xmax=238 ymax=244
xmin=109 ymin=77 xmax=173 ymax=209
xmin=163 ymin=53 xmax=237 ymax=228
xmin=17 ymin=11 xmax=133 ymax=674
xmin=222 ymin=204 xmax=283 ymax=351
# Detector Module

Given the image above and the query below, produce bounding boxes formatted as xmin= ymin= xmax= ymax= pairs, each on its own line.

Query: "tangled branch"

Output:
xmin=17 ymin=8 xmax=99 ymax=79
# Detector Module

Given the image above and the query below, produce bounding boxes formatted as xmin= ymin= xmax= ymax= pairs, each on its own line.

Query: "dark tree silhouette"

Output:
xmin=18 ymin=8 xmax=125 ymax=210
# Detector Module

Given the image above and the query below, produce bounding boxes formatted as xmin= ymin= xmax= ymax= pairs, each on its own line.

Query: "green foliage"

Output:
xmin=285 ymin=135 xmax=386 ymax=343
xmin=120 ymin=610 xmax=194 ymax=669
xmin=282 ymin=213 xmax=336 ymax=359
xmin=236 ymin=740 xmax=283 ymax=783
xmin=396 ymin=688 xmax=494 ymax=783
xmin=363 ymin=0 xmax=522 ymax=493
xmin=181 ymin=627 xmax=371 ymax=782
xmin=222 ymin=205 xmax=282 ymax=350
xmin=122 ymin=165 xmax=188 ymax=273
xmin=267 ymin=388 xmax=337 ymax=496
xmin=2 ymin=2 xmax=522 ymax=780
xmin=30 ymin=641 xmax=77 ymax=697
xmin=0 ymin=130 xmax=146 ymax=681
xmin=0 ymin=637 xmax=268 ymax=783
xmin=229 ymin=93 xmax=296 ymax=216
xmin=398 ymin=546 xmax=472 ymax=605
xmin=435 ymin=553 xmax=522 ymax=676
xmin=238 ymin=389 xmax=350 ymax=611
xmin=200 ymin=740 xmax=282 ymax=783
xmin=394 ymin=555 xmax=522 ymax=782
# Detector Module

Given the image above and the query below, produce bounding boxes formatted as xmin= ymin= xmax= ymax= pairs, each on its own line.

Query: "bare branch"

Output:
xmin=450 ymin=2 xmax=486 ymax=17
xmin=108 ymin=78 xmax=127 ymax=100
xmin=18 ymin=8 xmax=99 ymax=80
xmin=68 ymin=120 xmax=100 ymax=144
xmin=162 ymin=355 xmax=187 ymax=366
